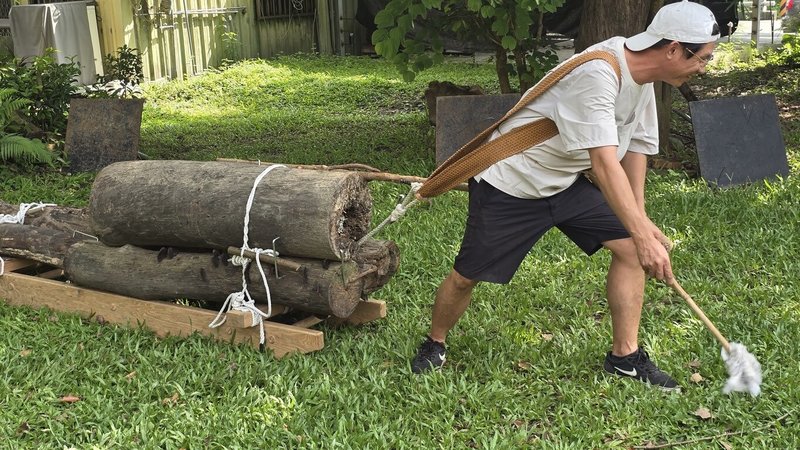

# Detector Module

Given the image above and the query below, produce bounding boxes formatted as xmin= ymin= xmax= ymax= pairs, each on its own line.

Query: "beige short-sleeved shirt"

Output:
xmin=476 ymin=36 xmax=659 ymax=199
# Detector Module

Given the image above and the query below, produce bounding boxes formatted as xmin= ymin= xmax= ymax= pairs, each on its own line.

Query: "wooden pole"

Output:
xmin=215 ymin=158 xmax=469 ymax=192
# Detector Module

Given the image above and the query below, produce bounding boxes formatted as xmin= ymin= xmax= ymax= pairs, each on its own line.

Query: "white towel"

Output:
xmin=9 ymin=2 xmax=97 ymax=85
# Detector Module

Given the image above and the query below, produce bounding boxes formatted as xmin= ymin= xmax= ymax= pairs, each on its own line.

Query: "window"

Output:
xmin=256 ymin=0 xmax=315 ymax=20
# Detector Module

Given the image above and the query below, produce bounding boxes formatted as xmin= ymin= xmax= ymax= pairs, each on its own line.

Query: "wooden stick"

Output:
xmin=226 ymin=246 xmax=305 ymax=273
xmin=215 ymin=158 xmax=469 ymax=192
xmin=216 ymin=158 xmax=383 ymax=172
xmin=667 ymin=278 xmax=731 ymax=351
xmin=632 ymin=409 xmax=794 ymax=449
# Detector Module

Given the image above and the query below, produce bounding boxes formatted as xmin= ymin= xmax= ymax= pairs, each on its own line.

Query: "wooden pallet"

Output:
xmin=0 ymin=258 xmax=386 ymax=357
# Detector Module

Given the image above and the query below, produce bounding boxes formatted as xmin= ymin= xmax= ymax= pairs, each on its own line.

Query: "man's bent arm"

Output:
xmin=588 ymin=146 xmax=673 ymax=281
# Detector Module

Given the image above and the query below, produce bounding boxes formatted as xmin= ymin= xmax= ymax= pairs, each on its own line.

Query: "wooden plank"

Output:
xmin=292 ymin=315 xmax=325 ymax=329
xmin=0 ymin=272 xmax=323 ymax=357
xmin=327 ymin=299 xmax=387 ymax=326
xmin=36 ymin=268 xmax=64 ymax=279
xmin=226 ymin=304 xmax=289 ymax=329
xmin=0 ymin=258 xmax=36 ymax=273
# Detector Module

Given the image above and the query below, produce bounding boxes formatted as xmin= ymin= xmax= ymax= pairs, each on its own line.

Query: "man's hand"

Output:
xmin=634 ymin=232 xmax=674 ymax=281
xmin=648 ymin=218 xmax=674 ymax=252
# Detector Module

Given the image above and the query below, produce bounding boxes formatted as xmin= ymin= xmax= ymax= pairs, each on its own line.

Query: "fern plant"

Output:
xmin=0 ymin=88 xmax=53 ymax=165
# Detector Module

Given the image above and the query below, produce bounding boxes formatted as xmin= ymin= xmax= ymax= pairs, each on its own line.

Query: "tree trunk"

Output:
xmin=89 ymin=161 xmax=372 ymax=261
xmin=64 ymin=242 xmax=365 ymax=317
xmin=574 ymin=0 xmax=653 ymax=52
xmin=495 ymin=45 xmax=512 ymax=94
xmin=0 ymin=224 xmax=89 ymax=267
xmin=353 ymin=239 xmax=400 ymax=295
xmin=0 ymin=201 xmax=93 ymax=236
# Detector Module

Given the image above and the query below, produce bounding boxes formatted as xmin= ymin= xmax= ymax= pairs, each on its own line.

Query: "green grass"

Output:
xmin=2 ymin=53 xmax=800 ymax=448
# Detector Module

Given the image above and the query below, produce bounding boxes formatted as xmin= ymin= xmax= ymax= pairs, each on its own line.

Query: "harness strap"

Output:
xmin=417 ymin=50 xmax=621 ymax=199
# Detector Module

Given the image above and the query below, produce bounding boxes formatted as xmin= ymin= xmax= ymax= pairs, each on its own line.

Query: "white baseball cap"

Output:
xmin=626 ymin=0 xmax=720 ymax=51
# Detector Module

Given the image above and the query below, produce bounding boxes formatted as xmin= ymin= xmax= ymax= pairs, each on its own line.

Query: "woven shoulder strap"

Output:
xmin=417 ymin=50 xmax=621 ymax=199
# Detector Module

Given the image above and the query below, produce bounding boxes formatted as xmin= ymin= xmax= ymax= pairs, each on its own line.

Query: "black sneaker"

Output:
xmin=604 ymin=348 xmax=680 ymax=392
xmin=411 ymin=336 xmax=446 ymax=374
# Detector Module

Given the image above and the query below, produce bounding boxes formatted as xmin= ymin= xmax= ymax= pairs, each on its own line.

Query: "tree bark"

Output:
xmin=0 ymin=224 xmax=89 ymax=267
xmin=0 ymin=201 xmax=93 ymax=236
xmin=64 ymin=242 xmax=365 ymax=317
xmin=495 ymin=45 xmax=512 ymax=94
xmin=574 ymin=0 xmax=653 ymax=52
xmin=353 ymin=239 xmax=400 ymax=295
xmin=89 ymin=161 xmax=372 ymax=261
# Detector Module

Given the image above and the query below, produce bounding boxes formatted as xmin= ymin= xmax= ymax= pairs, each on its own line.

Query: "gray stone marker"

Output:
xmin=690 ymin=94 xmax=788 ymax=187
xmin=65 ymin=98 xmax=145 ymax=172
xmin=435 ymin=94 xmax=521 ymax=166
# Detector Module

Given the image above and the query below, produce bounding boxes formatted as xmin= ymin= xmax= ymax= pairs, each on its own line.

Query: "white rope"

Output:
xmin=209 ymin=164 xmax=285 ymax=346
xmin=0 ymin=202 xmax=56 ymax=225
xmin=357 ymin=182 xmax=422 ymax=246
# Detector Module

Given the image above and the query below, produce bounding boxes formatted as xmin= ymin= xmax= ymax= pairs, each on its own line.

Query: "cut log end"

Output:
xmin=331 ymin=174 xmax=373 ymax=261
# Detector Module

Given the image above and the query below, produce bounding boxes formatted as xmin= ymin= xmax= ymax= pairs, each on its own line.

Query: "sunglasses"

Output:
xmin=684 ymin=46 xmax=714 ymax=65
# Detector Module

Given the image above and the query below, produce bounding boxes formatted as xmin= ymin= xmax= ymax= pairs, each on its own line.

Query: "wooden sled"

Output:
xmin=0 ymin=258 xmax=386 ymax=357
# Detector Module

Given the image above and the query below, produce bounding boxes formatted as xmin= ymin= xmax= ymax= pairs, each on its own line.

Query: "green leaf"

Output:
xmin=374 ymin=9 xmax=396 ymax=28
xmin=501 ymin=35 xmax=517 ymax=50
xmin=371 ymin=29 xmax=389 ymax=45
xmin=467 ymin=0 xmax=482 ymax=13
xmin=480 ymin=5 xmax=495 ymax=18
xmin=409 ymin=3 xmax=428 ymax=17
xmin=491 ymin=19 xmax=508 ymax=36
xmin=397 ymin=13 xmax=413 ymax=32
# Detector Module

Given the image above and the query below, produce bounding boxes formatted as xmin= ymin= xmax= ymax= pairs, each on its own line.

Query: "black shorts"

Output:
xmin=453 ymin=176 xmax=630 ymax=284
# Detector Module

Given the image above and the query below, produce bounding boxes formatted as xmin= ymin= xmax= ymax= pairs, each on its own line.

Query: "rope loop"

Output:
xmin=209 ymin=164 xmax=285 ymax=345
xmin=357 ymin=182 xmax=422 ymax=245
xmin=0 ymin=202 xmax=56 ymax=225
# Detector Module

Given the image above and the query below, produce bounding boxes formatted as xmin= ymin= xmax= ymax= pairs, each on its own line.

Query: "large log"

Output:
xmin=353 ymin=239 xmax=400 ymax=294
xmin=0 ymin=224 xmax=90 ymax=267
xmin=64 ymin=242 xmax=366 ymax=317
xmin=89 ymin=161 xmax=372 ymax=261
xmin=0 ymin=201 xmax=93 ymax=235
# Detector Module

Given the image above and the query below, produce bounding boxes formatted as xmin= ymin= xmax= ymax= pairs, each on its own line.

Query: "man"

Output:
xmin=411 ymin=0 xmax=720 ymax=392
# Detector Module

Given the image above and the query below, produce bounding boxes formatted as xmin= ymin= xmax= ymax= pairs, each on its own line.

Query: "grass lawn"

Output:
xmin=1 ymin=51 xmax=800 ymax=448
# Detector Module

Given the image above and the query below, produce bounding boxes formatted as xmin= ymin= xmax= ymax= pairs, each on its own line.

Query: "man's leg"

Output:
xmin=411 ymin=270 xmax=478 ymax=373
xmin=430 ymin=269 xmax=479 ymax=343
xmin=602 ymin=237 xmax=644 ymax=357
xmin=601 ymin=237 xmax=679 ymax=391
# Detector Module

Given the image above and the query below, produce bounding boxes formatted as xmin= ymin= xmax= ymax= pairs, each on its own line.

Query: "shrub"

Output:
xmin=0 ymin=48 xmax=80 ymax=138
xmin=79 ymin=45 xmax=144 ymax=99
xmin=0 ymin=88 xmax=53 ymax=166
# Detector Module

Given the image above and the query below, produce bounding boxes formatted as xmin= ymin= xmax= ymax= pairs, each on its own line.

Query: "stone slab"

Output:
xmin=435 ymin=94 xmax=521 ymax=166
xmin=690 ymin=94 xmax=788 ymax=187
xmin=65 ymin=98 xmax=144 ymax=172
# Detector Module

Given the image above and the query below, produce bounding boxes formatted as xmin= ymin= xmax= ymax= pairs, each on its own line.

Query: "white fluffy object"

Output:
xmin=721 ymin=342 xmax=762 ymax=397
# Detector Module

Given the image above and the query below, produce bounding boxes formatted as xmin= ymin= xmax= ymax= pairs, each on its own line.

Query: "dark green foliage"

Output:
xmin=372 ymin=0 xmax=563 ymax=91
xmin=98 ymin=45 xmax=143 ymax=86
xmin=0 ymin=49 xmax=80 ymax=138
xmin=0 ymin=88 xmax=53 ymax=166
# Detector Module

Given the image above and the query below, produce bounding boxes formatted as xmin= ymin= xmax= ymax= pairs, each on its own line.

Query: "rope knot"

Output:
xmin=209 ymin=164 xmax=285 ymax=346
